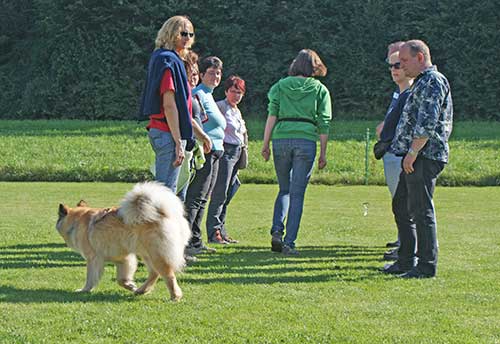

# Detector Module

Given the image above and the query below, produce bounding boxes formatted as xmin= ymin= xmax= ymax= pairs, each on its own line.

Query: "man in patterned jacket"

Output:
xmin=381 ymin=40 xmax=453 ymax=278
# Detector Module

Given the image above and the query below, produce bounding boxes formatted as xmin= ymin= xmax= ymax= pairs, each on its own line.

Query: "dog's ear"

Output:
xmin=77 ymin=200 xmax=88 ymax=207
xmin=58 ymin=204 xmax=69 ymax=217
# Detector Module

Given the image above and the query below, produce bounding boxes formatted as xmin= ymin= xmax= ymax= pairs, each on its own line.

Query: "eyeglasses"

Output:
xmin=180 ymin=31 xmax=194 ymax=38
xmin=388 ymin=62 xmax=401 ymax=70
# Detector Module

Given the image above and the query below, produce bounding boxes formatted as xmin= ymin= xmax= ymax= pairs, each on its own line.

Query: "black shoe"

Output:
xmin=383 ymin=248 xmax=398 ymax=261
xmin=282 ymin=245 xmax=299 ymax=256
xmin=222 ymin=235 xmax=239 ymax=244
xmin=271 ymin=232 xmax=283 ymax=252
xmin=380 ymin=263 xmax=411 ymax=275
xmin=185 ymin=244 xmax=217 ymax=256
xmin=399 ymin=268 xmax=434 ymax=279
xmin=386 ymin=240 xmax=400 ymax=248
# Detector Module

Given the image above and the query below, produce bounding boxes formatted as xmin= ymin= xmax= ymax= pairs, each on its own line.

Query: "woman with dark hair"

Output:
xmin=206 ymin=75 xmax=247 ymax=244
xmin=261 ymin=49 xmax=332 ymax=255
xmin=184 ymin=56 xmax=226 ymax=255
xmin=176 ymin=50 xmax=212 ymax=202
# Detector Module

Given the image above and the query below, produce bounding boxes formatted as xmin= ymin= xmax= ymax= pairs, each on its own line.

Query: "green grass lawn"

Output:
xmin=1 ymin=182 xmax=499 ymax=343
xmin=0 ymin=120 xmax=499 ymax=185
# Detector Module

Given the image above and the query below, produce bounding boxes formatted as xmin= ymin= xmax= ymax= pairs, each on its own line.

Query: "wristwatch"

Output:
xmin=408 ymin=148 xmax=418 ymax=157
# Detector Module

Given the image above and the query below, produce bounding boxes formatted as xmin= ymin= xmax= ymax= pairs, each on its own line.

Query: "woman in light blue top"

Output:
xmin=185 ymin=56 xmax=226 ymax=255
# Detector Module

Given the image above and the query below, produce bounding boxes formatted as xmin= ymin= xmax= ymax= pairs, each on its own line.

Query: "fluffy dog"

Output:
xmin=56 ymin=182 xmax=191 ymax=301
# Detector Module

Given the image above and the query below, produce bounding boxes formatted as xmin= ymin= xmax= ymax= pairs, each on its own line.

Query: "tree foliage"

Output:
xmin=0 ymin=0 xmax=498 ymax=120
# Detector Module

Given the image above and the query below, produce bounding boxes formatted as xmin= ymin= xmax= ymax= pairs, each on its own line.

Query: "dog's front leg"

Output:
xmin=77 ymin=256 xmax=104 ymax=292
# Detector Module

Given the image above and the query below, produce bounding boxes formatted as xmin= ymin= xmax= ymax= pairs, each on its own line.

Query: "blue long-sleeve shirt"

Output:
xmin=193 ymin=83 xmax=226 ymax=151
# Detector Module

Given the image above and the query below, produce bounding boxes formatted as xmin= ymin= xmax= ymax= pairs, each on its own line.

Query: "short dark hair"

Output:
xmin=224 ymin=75 xmax=246 ymax=93
xmin=199 ymin=56 xmax=223 ymax=74
xmin=404 ymin=40 xmax=431 ymax=63
xmin=288 ymin=49 xmax=327 ymax=77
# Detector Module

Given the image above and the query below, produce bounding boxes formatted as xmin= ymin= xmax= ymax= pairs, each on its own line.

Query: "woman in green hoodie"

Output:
xmin=262 ymin=49 xmax=332 ymax=255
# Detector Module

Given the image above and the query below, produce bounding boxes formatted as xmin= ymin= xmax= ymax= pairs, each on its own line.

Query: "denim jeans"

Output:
xmin=206 ymin=143 xmax=242 ymax=240
xmin=185 ymin=150 xmax=224 ymax=248
xmin=271 ymin=138 xmax=316 ymax=248
xmin=218 ymin=172 xmax=241 ymax=237
xmin=392 ymin=156 xmax=445 ymax=276
xmin=383 ymin=152 xmax=403 ymax=243
xmin=148 ymin=128 xmax=180 ymax=192
xmin=383 ymin=152 xmax=402 ymax=198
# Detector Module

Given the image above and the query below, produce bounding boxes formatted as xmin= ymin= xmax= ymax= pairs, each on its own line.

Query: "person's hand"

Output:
xmin=261 ymin=144 xmax=270 ymax=161
xmin=318 ymin=155 xmax=327 ymax=170
xmin=173 ymin=142 xmax=185 ymax=167
xmin=201 ymin=135 xmax=212 ymax=154
xmin=403 ymin=154 xmax=417 ymax=174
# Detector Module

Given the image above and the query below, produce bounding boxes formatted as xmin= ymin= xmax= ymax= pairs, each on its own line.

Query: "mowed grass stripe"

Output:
xmin=0 ymin=120 xmax=499 ymax=185
xmin=0 ymin=182 xmax=498 ymax=343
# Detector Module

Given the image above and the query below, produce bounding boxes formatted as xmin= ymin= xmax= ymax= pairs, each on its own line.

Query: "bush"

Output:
xmin=0 ymin=0 xmax=499 ymax=120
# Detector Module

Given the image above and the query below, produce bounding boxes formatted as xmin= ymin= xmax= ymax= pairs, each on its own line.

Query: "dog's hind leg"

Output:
xmin=77 ymin=255 xmax=104 ymax=292
xmin=148 ymin=256 xmax=183 ymax=301
xmin=162 ymin=263 xmax=183 ymax=302
xmin=116 ymin=254 xmax=138 ymax=292
xmin=134 ymin=255 xmax=159 ymax=296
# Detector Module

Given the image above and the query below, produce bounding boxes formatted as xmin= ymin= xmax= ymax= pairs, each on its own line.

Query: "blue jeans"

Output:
xmin=392 ymin=156 xmax=445 ymax=276
xmin=148 ymin=128 xmax=180 ymax=192
xmin=383 ymin=152 xmax=402 ymax=243
xmin=271 ymin=139 xmax=316 ymax=248
xmin=383 ymin=152 xmax=402 ymax=198
xmin=206 ymin=143 xmax=242 ymax=240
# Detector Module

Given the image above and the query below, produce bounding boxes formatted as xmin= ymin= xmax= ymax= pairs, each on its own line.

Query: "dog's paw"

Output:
xmin=75 ymin=288 xmax=92 ymax=293
xmin=118 ymin=279 xmax=137 ymax=292
xmin=122 ymin=282 xmax=138 ymax=292
xmin=170 ymin=294 xmax=183 ymax=302
xmin=170 ymin=290 xmax=183 ymax=302
xmin=134 ymin=288 xmax=150 ymax=296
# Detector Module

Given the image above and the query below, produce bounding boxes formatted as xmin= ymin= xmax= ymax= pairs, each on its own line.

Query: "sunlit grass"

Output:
xmin=0 ymin=182 xmax=499 ymax=343
xmin=0 ymin=119 xmax=499 ymax=185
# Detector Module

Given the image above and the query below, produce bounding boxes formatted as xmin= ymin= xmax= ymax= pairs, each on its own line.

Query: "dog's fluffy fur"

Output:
xmin=56 ymin=182 xmax=191 ymax=301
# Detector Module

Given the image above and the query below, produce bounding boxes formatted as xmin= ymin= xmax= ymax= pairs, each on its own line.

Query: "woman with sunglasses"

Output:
xmin=261 ymin=49 xmax=332 ymax=255
xmin=375 ymin=44 xmax=414 ymax=262
xmin=139 ymin=15 xmax=196 ymax=192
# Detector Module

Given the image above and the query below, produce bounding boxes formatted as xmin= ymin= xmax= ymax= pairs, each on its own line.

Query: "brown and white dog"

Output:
xmin=56 ymin=182 xmax=191 ymax=301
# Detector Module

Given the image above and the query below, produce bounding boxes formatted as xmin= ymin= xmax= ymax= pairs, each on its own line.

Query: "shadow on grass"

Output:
xmin=0 ymin=243 xmax=84 ymax=269
xmin=180 ymin=244 xmax=385 ymax=285
xmin=0 ymin=243 xmax=387 ymax=302
xmin=0 ymin=285 xmax=132 ymax=304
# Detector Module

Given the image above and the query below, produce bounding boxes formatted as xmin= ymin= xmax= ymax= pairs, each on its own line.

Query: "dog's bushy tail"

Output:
xmin=118 ymin=182 xmax=191 ymax=271
xmin=119 ymin=182 xmax=184 ymax=225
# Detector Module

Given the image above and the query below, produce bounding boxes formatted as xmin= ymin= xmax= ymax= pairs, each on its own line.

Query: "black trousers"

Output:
xmin=185 ymin=150 xmax=223 ymax=248
xmin=392 ymin=156 xmax=445 ymax=276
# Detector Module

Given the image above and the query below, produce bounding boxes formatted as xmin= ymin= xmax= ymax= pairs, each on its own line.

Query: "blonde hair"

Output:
xmin=288 ymin=49 xmax=327 ymax=77
xmin=155 ymin=16 xmax=194 ymax=57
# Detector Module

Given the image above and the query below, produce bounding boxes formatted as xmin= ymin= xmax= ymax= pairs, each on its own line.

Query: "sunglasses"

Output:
xmin=180 ymin=31 xmax=194 ymax=38
xmin=388 ymin=62 xmax=401 ymax=70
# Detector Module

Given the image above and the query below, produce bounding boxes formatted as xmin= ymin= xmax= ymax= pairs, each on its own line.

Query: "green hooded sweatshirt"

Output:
xmin=267 ymin=76 xmax=332 ymax=142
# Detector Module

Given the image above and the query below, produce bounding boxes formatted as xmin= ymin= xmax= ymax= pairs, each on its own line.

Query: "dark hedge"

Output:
xmin=1 ymin=0 xmax=499 ymax=120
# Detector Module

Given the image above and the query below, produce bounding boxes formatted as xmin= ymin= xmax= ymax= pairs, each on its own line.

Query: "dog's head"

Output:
xmin=56 ymin=200 xmax=90 ymax=238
